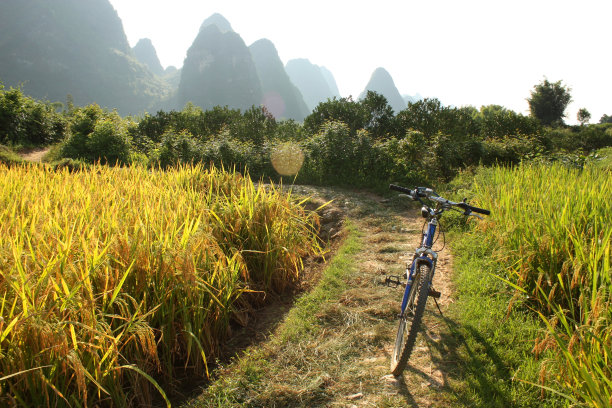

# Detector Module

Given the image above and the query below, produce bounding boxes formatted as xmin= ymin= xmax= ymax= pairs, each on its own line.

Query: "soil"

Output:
xmin=20 ymin=147 xmax=50 ymax=162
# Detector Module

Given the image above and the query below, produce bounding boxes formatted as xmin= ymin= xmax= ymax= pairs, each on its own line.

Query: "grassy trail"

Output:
xmin=183 ymin=186 xmax=511 ymax=408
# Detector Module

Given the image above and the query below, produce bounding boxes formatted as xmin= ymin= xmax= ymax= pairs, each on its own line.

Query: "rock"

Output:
xmin=347 ymin=392 xmax=364 ymax=400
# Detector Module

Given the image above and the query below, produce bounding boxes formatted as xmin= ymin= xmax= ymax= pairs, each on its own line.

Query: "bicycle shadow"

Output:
xmin=390 ymin=375 xmax=423 ymax=408
xmin=392 ymin=310 xmax=516 ymax=408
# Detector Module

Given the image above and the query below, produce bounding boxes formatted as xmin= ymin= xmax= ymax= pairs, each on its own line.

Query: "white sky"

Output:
xmin=108 ymin=0 xmax=611 ymax=124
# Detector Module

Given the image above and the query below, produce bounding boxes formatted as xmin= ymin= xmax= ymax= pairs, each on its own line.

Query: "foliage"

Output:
xmin=527 ymin=78 xmax=572 ymax=126
xmin=0 ymin=164 xmax=321 ymax=406
xmin=131 ymin=104 xmax=241 ymax=151
xmin=0 ymin=86 xmax=66 ymax=146
xmin=0 ymin=144 xmax=24 ymax=165
xmin=300 ymin=121 xmax=379 ymax=186
xmin=151 ymin=129 xmax=202 ymax=168
xmin=229 ymin=105 xmax=276 ymax=146
xmin=480 ymin=135 xmax=542 ymax=166
xmin=475 ymin=104 xmax=541 ymax=139
xmin=303 ymin=96 xmax=368 ymax=136
xmin=61 ymin=104 xmax=133 ymax=164
xmin=359 ymin=90 xmax=396 ymax=138
xmin=3 ymin=85 xmax=611 ymax=190
xmin=543 ymin=124 xmax=612 ymax=152
xmin=577 ymin=108 xmax=591 ymax=125
xmin=395 ymin=98 xmax=478 ymax=139
xmin=600 ymin=114 xmax=612 ymax=124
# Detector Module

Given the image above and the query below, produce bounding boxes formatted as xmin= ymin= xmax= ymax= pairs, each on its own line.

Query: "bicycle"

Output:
xmin=385 ymin=184 xmax=490 ymax=376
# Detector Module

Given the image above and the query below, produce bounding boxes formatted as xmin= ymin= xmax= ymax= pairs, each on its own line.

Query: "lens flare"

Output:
xmin=271 ymin=142 xmax=304 ymax=176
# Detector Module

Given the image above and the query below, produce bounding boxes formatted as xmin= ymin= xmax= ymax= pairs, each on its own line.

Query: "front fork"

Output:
xmin=398 ymin=217 xmax=439 ymax=316
xmin=399 ymin=251 xmax=437 ymax=316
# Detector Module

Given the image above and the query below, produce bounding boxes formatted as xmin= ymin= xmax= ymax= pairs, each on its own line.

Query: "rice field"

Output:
xmin=0 ymin=163 xmax=321 ymax=407
xmin=468 ymin=163 xmax=612 ymax=406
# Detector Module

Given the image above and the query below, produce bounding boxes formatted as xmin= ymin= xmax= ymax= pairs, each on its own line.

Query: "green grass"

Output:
xmin=0 ymin=144 xmax=24 ymax=165
xmin=445 ymin=230 xmax=564 ymax=407
xmin=443 ymin=161 xmax=612 ymax=407
xmin=593 ymin=146 xmax=612 ymax=169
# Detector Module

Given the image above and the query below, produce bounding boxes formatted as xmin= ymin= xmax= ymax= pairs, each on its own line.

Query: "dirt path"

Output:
xmin=20 ymin=147 xmax=50 ymax=162
xmin=312 ymin=187 xmax=460 ymax=407
xmin=187 ymin=186 xmax=465 ymax=407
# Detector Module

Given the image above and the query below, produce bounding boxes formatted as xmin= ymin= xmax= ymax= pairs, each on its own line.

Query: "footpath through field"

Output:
xmin=184 ymin=186 xmax=478 ymax=407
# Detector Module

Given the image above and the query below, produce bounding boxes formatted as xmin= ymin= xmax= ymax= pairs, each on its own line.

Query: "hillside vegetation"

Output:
xmin=3 ymin=83 xmax=611 ymax=188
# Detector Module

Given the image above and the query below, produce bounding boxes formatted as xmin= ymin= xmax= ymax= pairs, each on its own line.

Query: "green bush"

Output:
xmin=481 ymin=135 xmax=543 ymax=165
xmin=0 ymin=144 xmax=24 ymax=165
xmin=543 ymin=124 xmax=612 ymax=152
xmin=301 ymin=121 xmax=363 ymax=185
xmin=61 ymin=105 xmax=132 ymax=164
xmin=0 ymin=86 xmax=66 ymax=146
xmin=151 ymin=129 xmax=202 ymax=168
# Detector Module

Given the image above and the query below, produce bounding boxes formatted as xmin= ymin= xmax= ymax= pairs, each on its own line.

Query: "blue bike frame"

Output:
xmin=399 ymin=218 xmax=439 ymax=315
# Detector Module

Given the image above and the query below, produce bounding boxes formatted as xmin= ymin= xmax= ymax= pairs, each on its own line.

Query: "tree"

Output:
xmin=577 ymin=108 xmax=591 ymax=126
xmin=360 ymin=91 xmax=395 ymax=139
xmin=303 ymin=96 xmax=367 ymax=135
xmin=527 ymin=79 xmax=572 ymax=126
xmin=599 ymin=114 xmax=612 ymax=124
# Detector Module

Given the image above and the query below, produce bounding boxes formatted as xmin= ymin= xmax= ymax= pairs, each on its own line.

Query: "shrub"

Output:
xmin=151 ymin=129 xmax=202 ymax=168
xmin=61 ymin=105 xmax=133 ymax=164
xmin=481 ymin=135 xmax=542 ymax=166
xmin=0 ymin=144 xmax=24 ymax=165
xmin=0 ymin=86 xmax=66 ymax=146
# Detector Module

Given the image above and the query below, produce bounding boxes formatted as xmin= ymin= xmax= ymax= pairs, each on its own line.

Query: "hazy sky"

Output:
xmin=108 ymin=0 xmax=610 ymax=123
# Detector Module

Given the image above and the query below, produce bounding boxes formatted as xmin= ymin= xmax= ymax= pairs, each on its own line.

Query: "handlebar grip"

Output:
xmin=469 ymin=205 xmax=490 ymax=215
xmin=389 ymin=184 xmax=413 ymax=195
xmin=458 ymin=203 xmax=490 ymax=215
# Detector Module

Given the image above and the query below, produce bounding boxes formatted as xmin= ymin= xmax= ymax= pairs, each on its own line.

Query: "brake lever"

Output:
xmin=465 ymin=211 xmax=483 ymax=220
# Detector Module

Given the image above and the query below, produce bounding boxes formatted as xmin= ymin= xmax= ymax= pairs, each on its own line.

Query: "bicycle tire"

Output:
xmin=390 ymin=263 xmax=432 ymax=376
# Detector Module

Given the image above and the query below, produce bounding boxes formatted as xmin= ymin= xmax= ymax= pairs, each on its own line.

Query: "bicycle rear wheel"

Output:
xmin=390 ymin=263 xmax=432 ymax=376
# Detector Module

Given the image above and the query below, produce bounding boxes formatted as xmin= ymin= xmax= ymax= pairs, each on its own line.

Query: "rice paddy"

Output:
xmin=468 ymin=163 xmax=612 ymax=406
xmin=0 ymin=163 xmax=321 ymax=407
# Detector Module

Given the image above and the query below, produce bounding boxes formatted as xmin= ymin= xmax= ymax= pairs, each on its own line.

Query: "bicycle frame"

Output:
xmin=399 ymin=217 xmax=439 ymax=316
xmin=388 ymin=183 xmax=489 ymax=375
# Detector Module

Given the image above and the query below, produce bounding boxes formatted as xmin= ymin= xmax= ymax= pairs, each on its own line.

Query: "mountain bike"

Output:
xmin=385 ymin=184 xmax=490 ymax=376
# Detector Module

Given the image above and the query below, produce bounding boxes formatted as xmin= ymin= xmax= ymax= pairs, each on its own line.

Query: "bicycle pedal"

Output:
xmin=384 ymin=275 xmax=404 ymax=288
xmin=428 ymin=288 xmax=441 ymax=299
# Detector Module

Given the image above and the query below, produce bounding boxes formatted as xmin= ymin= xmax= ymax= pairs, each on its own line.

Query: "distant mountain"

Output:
xmin=403 ymin=93 xmax=424 ymax=105
xmin=285 ymin=59 xmax=340 ymax=111
xmin=200 ymin=13 xmax=233 ymax=33
xmin=320 ymin=66 xmax=341 ymax=98
xmin=359 ymin=68 xmax=406 ymax=114
xmin=0 ymin=0 xmax=170 ymax=114
xmin=162 ymin=66 xmax=181 ymax=88
xmin=133 ymin=38 xmax=164 ymax=76
xmin=178 ymin=19 xmax=262 ymax=111
xmin=249 ymin=39 xmax=309 ymax=120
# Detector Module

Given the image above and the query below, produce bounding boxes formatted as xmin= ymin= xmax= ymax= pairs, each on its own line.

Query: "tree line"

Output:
xmin=1 ymin=79 xmax=611 ymax=187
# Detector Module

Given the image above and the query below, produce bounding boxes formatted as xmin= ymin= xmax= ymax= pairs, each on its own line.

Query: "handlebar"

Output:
xmin=389 ymin=184 xmax=427 ymax=197
xmin=456 ymin=202 xmax=490 ymax=216
xmin=389 ymin=184 xmax=490 ymax=216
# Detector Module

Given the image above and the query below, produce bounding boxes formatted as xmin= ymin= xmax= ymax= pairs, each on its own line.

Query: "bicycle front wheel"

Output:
xmin=390 ymin=263 xmax=433 ymax=376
